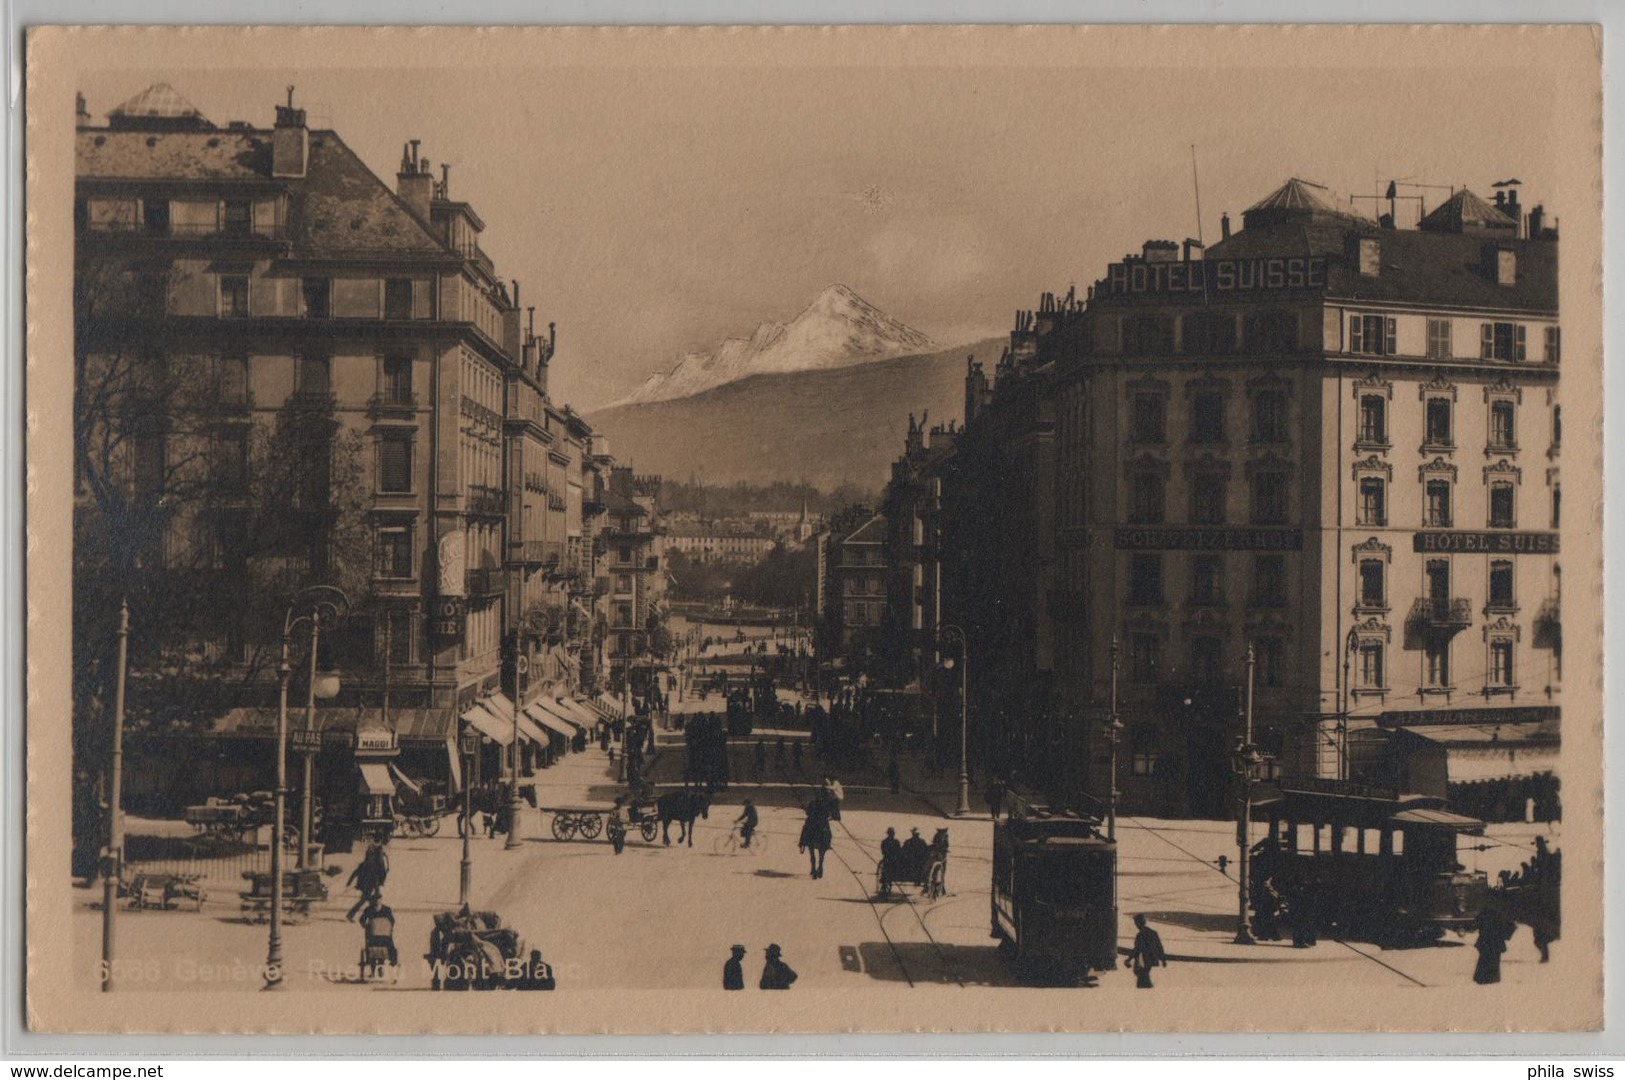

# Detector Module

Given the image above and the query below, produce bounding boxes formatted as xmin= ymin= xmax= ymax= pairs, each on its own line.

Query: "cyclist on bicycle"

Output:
xmin=736 ymin=799 xmax=759 ymax=849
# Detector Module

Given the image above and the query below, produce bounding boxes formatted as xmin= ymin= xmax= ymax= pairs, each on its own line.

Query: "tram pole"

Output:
xmin=1233 ymin=643 xmax=1257 ymax=946
xmin=1106 ymin=636 xmax=1122 ymax=844
xmin=99 ymin=598 xmax=130 ymax=992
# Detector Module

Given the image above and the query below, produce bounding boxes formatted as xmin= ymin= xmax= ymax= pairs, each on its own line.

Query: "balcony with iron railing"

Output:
xmin=1409 ymin=597 xmax=1474 ymax=631
xmin=82 ymin=219 xmax=289 ymax=242
xmin=367 ymin=389 xmax=420 ymax=420
xmin=466 ymin=484 xmax=506 ymax=517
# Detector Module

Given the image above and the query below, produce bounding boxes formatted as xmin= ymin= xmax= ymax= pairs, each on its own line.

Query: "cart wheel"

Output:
xmin=928 ymin=861 xmax=947 ymax=901
xmin=639 ymin=820 xmax=658 ymax=843
xmin=420 ymin=815 xmax=441 ymax=838
xmin=579 ymin=814 xmax=604 ymax=840
xmin=551 ymin=814 xmax=578 ymax=842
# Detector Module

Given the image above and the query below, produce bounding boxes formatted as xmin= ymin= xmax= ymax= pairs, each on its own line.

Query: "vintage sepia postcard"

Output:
xmin=24 ymin=24 xmax=1604 ymax=1034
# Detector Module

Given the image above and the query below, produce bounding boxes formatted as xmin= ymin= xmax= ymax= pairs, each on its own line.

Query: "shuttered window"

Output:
xmin=379 ymin=432 xmax=413 ymax=492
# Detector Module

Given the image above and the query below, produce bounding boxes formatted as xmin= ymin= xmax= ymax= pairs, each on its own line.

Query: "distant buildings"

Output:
xmin=662 ymin=502 xmax=819 ymax=565
xmin=884 ymin=177 xmax=1562 ymax=818
xmin=815 ymin=507 xmax=888 ymax=676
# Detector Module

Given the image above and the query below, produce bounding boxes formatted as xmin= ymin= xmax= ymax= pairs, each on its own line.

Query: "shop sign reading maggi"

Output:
xmin=1104 ymin=256 xmax=1328 ymax=296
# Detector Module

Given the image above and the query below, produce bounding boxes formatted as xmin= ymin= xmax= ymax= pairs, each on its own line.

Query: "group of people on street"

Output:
xmin=723 ymin=944 xmax=797 ymax=990
xmin=345 ymin=835 xmax=399 ymax=969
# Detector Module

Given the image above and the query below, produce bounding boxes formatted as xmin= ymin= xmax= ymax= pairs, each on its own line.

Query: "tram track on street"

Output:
xmin=1119 ymin=813 xmax=1431 ymax=988
xmin=787 ymin=775 xmax=968 ymax=988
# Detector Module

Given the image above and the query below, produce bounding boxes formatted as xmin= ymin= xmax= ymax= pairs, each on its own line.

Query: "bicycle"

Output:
xmin=713 ymin=824 xmax=768 ymax=856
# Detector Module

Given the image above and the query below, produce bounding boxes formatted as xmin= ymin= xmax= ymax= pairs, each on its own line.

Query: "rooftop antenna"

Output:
xmin=1190 ymin=144 xmax=1209 ymax=305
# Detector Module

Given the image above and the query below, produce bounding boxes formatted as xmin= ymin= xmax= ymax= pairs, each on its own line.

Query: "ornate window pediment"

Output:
xmin=1352 ymin=371 xmax=1394 ymax=400
xmin=1483 ymin=617 xmax=1522 ymax=642
xmin=1247 ymin=372 xmax=1295 ymax=397
xmin=1245 ymin=450 xmax=1295 ymax=478
xmin=1125 ymin=452 xmax=1172 ymax=479
xmin=1419 ymin=372 xmax=1458 ymax=401
xmin=1352 ymin=616 xmax=1391 ymax=643
xmin=1419 ymin=456 xmax=1458 ymax=482
xmin=1484 ymin=459 xmax=1523 ymax=484
xmin=1352 ymin=454 xmax=1392 ymax=481
xmin=1483 ymin=376 xmax=1524 ymax=405
xmin=1182 ymin=451 xmax=1233 ymax=480
xmin=1184 ymin=374 xmax=1232 ymax=398
xmin=1351 ymin=536 xmax=1393 ymax=564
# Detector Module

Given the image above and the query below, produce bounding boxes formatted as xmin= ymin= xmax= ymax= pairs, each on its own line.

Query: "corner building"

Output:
xmin=1047 ymin=179 xmax=1560 ymax=817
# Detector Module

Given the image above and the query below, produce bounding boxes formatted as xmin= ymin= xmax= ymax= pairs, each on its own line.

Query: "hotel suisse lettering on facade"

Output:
xmin=1104 ymin=256 xmax=1330 ymax=297
xmin=1413 ymin=531 xmax=1560 ymax=555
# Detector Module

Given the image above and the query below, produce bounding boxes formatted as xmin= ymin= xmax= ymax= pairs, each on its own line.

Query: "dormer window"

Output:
xmin=1496 ymin=248 xmax=1517 ymax=286
xmin=1359 ymin=237 xmax=1381 ymax=277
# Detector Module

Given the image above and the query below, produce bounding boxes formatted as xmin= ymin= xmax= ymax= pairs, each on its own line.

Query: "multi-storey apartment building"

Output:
xmin=903 ymin=176 xmax=1561 ymax=818
xmin=601 ymin=467 xmax=667 ymax=697
xmin=73 ymin=84 xmax=612 ymax=814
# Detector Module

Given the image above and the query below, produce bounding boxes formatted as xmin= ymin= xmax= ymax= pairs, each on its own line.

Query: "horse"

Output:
xmin=656 ymin=790 xmax=710 ymax=846
xmin=799 ymin=796 xmax=834 ymax=879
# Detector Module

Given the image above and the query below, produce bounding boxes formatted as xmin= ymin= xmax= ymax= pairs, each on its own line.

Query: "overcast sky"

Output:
xmin=81 ymin=54 xmax=1566 ymax=411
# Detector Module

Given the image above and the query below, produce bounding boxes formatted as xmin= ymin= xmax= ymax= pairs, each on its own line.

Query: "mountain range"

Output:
xmin=611 ymin=284 xmax=939 ymax=406
xmin=587 ymin=337 xmax=1004 ymax=490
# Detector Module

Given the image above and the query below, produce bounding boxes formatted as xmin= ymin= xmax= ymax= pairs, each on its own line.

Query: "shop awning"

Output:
xmin=389 ymin=763 xmax=422 ymax=794
xmin=595 ymin=693 xmax=624 ymax=719
xmin=555 ymin=698 xmax=601 ymax=728
xmin=359 ymin=762 xmax=395 ymax=796
xmin=446 ymin=736 xmax=463 ymax=793
xmin=1391 ymin=807 xmax=1486 ymax=834
xmin=479 ymin=694 xmax=551 ymax=747
xmin=525 ymin=706 xmax=577 ymax=741
xmin=532 ymin=698 xmax=587 ymax=733
xmin=461 ymin=703 xmax=513 ymax=747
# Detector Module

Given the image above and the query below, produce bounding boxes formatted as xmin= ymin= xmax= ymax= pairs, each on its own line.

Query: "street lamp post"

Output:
xmin=99 ymin=598 xmax=130 ymax=992
xmin=940 ymin=624 xmax=971 ymax=816
xmin=505 ymin=646 xmax=526 ymax=851
xmin=1233 ymin=642 xmax=1258 ymax=946
xmin=459 ymin=732 xmax=478 ymax=905
xmin=1105 ymin=636 xmax=1123 ymax=843
xmin=266 ymin=586 xmax=349 ymax=991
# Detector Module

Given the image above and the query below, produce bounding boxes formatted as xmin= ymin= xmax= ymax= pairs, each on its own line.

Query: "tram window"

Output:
xmin=1391 ymin=831 xmax=1404 ymax=855
xmin=1296 ymin=823 xmax=1314 ymax=852
xmin=1363 ymin=828 xmax=1382 ymax=854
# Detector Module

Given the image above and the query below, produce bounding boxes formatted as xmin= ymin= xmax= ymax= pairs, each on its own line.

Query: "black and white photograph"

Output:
xmin=22 ymin=24 xmax=1603 ymax=1034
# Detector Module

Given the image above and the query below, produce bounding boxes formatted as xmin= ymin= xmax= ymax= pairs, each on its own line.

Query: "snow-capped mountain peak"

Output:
xmin=613 ymin=285 xmax=937 ymax=406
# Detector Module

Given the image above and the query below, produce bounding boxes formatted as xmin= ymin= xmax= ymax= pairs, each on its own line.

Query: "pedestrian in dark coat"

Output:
xmin=345 ymin=839 xmax=389 ymax=920
xmin=607 ymin=796 xmax=628 ymax=855
xmin=723 ymin=945 xmax=746 ymax=990
xmin=1474 ymin=905 xmax=1517 ymax=984
xmin=985 ymin=777 xmax=1006 ymax=820
xmin=760 ymin=944 xmax=798 ymax=989
xmin=1126 ymin=914 xmax=1167 ymax=988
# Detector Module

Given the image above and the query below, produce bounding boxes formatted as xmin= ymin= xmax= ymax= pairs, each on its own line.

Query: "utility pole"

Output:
xmin=1106 ymin=635 xmax=1122 ymax=843
xmin=99 ymin=598 xmax=130 ymax=991
xmin=298 ymin=604 xmax=320 ymax=871
xmin=459 ymin=732 xmax=475 ymax=905
xmin=1234 ymin=643 xmax=1257 ymax=946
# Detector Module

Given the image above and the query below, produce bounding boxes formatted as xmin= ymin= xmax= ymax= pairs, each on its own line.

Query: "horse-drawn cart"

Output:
xmin=543 ymin=801 xmax=660 ymax=843
xmin=877 ymin=828 xmax=949 ymax=901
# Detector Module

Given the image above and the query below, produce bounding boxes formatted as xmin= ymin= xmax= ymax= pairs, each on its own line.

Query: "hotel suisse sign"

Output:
xmin=1115 ymin=527 xmax=1303 ymax=552
xmin=1413 ymin=531 xmax=1559 ymax=555
xmin=1104 ymin=256 xmax=1329 ymax=297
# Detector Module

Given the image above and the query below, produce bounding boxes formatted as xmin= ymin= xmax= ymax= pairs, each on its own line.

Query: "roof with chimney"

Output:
xmin=77 ymin=84 xmax=451 ymax=259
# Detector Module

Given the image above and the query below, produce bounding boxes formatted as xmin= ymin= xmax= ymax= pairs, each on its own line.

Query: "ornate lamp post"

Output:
xmin=940 ymin=624 xmax=971 ymax=816
xmin=298 ymin=590 xmax=350 ymax=870
xmin=505 ymin=648 xmax=527 ymax=851
xmin=266 ymin=585 xmax=349 ymax=991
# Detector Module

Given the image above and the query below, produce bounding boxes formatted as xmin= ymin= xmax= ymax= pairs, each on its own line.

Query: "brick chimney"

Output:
xmin=271 ymin=86 xmax=308 ymax=179
xmin=396 ymin=140 xmax=434 ymax=221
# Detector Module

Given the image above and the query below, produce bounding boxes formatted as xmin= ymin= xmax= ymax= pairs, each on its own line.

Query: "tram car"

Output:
xmin=990 ymin=804 xmax=1117 ymax=985
xmin=1248 ymin=779 xmax=1489 ymax=948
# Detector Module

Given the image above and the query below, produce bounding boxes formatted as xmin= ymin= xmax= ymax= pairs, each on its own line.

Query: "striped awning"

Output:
xmin=532 ymin=698 xmax=586 ymax=733
xmin=200 ymin=707 xmax=453 ymax=743
xmin=525 ymin=706 xmax=576 ymax=740
xmin=554 ymin=698 xmax=600 ymax=729
xmin=461 ymin=703 xmax=512 ymax=747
